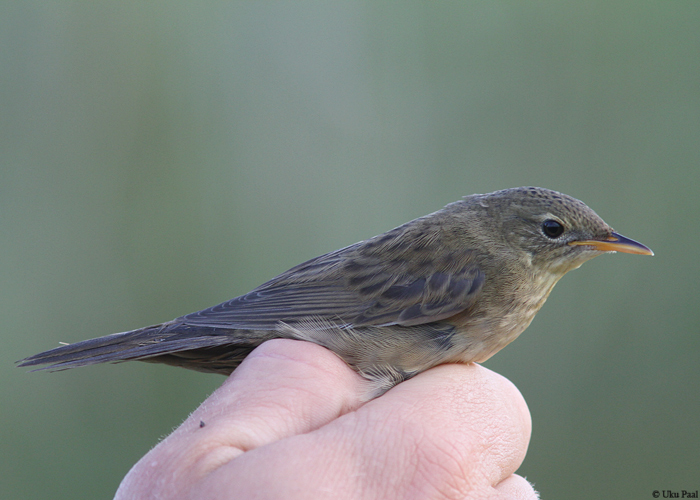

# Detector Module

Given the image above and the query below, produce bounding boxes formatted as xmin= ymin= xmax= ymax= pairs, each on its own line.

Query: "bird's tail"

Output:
xmin=16 ymin=323 xmax=262 ymax=375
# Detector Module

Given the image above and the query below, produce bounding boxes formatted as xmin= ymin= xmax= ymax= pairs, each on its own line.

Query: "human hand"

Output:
xmin=115 ymin=339 xmax=537 ymax=499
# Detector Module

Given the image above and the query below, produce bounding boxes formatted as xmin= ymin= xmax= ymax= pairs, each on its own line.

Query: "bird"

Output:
xmin=18 ymin=187 xmax=653 ymax=396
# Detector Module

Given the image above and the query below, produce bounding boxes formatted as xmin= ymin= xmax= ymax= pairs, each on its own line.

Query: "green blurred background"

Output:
xmin=2 ymin=2 xmax=699 ymax=498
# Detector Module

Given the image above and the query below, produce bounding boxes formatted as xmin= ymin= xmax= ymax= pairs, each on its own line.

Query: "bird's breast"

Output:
xmin=446 ymin=270 xmax=561 ymax=364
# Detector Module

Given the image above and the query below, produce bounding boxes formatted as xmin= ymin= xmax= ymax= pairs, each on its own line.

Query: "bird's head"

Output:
xmin=468 ymin=187 xmax=653 ymax=276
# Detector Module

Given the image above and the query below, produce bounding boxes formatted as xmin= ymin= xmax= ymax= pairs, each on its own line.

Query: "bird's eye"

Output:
xmin=542 ymin=219 xmax=565 ymax=238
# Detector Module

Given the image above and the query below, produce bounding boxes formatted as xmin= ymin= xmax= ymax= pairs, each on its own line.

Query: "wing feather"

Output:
xmin=179 ymin=225 xmax=485 ymax=330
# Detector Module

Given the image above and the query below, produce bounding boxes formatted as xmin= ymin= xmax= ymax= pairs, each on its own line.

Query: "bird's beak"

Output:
xmin=568 ymin=232 xmax=654 ymax=256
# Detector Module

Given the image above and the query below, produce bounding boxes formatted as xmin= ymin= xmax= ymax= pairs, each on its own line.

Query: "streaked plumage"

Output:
xmin=18 ymin=187 xmax=652 ymax=395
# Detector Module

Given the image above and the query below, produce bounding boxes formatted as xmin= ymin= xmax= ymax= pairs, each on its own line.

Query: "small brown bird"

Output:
xmin=19 ymin=187 xmax=652 ymax=395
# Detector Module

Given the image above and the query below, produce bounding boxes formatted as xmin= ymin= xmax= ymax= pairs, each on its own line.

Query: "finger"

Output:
xmin=381 ymin=363 xmax=532 ymax=488
xmin=351 ymin=362 xmax=532 ymax=496
xmin=495 ymin=474 xmax=540 ymax=500
xmin=116 ymin=339 xmax=366 ymax=499
xmin=193 ymin=362 xmax=531 ymax=499
xmin=185 ymin=339 xmax=367 ymax=450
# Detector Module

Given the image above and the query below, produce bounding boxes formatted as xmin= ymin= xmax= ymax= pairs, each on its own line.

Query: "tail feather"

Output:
xmin=16 ymin=323 xmax=246 ymax=373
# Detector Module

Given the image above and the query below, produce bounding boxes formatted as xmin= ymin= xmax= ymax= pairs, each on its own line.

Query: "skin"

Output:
xmin=115 ymin=339 xmax=538 ymax=500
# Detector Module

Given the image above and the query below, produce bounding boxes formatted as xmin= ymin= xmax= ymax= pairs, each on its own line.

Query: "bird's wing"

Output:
xmin=179 ymin=233 xmax=484 ymax=330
